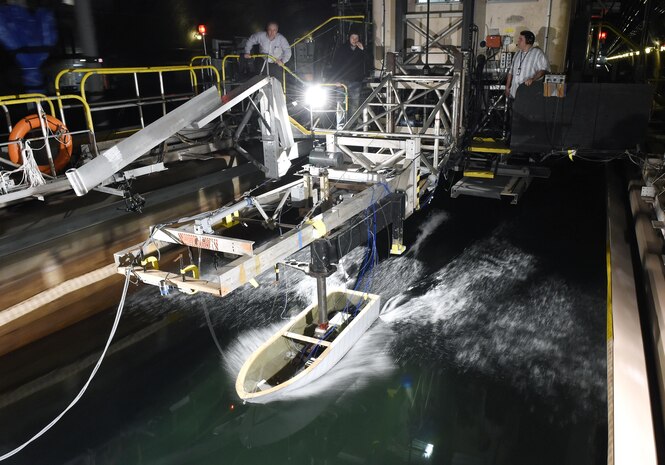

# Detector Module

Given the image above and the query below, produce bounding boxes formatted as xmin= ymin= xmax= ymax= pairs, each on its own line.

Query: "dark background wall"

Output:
xmin=0 ymin=0 xmax=336 ymax=93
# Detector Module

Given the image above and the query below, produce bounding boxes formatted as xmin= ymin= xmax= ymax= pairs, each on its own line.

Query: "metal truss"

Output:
xmin=331 ymin=72 xmax=464 ymax=176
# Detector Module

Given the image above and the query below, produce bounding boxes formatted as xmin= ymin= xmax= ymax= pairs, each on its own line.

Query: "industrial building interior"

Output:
xmin=0 ymin=0 xmax=664 ymax=463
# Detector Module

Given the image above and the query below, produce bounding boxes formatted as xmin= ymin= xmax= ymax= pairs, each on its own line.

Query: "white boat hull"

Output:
xmin=236 ymin=289 xmax=381 ymax=403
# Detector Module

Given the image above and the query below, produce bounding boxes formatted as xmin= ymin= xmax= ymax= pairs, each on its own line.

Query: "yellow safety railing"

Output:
xmin=0 ymin=94 xmax=94 ymax=135
xmin=0 ymin=94 xmax=55 ymax=119
xmin=190 ymin=55 xmax=212 ymax=66
xmin=189 ymin=57 xmax=217 ymax=86
xmin=0 ymin=94 xmax=96 ymax=173
xmin=321 ymin=82 xmax=348 ymax=112
xmin=221 ymin=54 xmax=292 ymax=93
xmin=290 ymin=15 xmax=365 ymax=48
xmin=79 ymin=66 xmax=220 ymax=102
xmin=53 ymin=65 xmax=222 ymax=133
xmin=55 ymin=65 xmax=221 ymax=101
xmin=221 ymin=54 xmax=240 ymax=89
xmin=289 ymin=117 xmax=311 ymax=135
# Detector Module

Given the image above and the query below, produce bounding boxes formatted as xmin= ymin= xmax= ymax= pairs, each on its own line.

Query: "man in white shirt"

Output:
xmin=504 ymin=30 xmax=550 ymax=99
xmin=244 ymin=21 xmax=291 ymax=80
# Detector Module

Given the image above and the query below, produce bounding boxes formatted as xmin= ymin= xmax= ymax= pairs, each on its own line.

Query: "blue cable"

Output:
xmin=379 ymin=181 xmax=392 ymax=195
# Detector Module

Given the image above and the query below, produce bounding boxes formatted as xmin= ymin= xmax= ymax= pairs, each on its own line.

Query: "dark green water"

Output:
xmin=0 ymin=160 xmax=608 ymax=465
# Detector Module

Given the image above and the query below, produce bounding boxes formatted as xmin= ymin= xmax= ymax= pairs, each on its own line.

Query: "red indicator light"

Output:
xmin=599 ymin=31 xmax=607 ymax=41
xmin=198 ymin=24 xmax=207 ymax=35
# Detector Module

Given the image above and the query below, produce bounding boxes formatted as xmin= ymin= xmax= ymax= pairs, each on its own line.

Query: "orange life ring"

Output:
xmin=8 ymin=114 xmax=73 ymax=174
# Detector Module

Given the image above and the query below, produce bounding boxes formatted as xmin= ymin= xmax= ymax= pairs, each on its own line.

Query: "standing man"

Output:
xmin=244 ymin=21 xmax=291 ymax=80
xmin=332 ymin=32 xmax=367 ymax=117
xmin=504 ymin=30 xmax=550 ymax=99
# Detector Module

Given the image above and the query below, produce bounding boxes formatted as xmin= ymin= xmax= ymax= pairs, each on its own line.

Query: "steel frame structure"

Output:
xmin=114 ymin=57 xmax=467 ymax=298
xmin=319 ymin=72 xmax=464 ymax=182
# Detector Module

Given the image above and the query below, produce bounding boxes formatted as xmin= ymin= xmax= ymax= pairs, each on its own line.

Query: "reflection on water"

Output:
xmin=0 ymin=195 xmax=607 ymax=464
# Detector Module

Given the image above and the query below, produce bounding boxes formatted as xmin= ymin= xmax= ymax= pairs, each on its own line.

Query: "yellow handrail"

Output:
xmin=190 ymin=55 xmax=212 ymax=66
xmin=289 ymin=116 xmax=311 ymax=135
xmin=0 ymin=94 xmax=55 ymax=116
xmin=0 ymin=94 xmax=95 ymax=135
xmin=76 ymin=65 xmax=221 ymax=102
xmin=55 ymin=65 xmax=221 ymax=99
xmin=321 ymin=83 xmax=348 ymax=112
xmin=290 ymin=15 xmax=365 ymax=48
xmin=221 ymin=54 xmax=236 ymax=84
xmin=221 ymin=53 xmax=294 ymax=93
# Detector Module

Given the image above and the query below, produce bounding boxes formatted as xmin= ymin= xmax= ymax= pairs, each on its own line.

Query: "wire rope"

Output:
xmin=0 ymin=268 xmax=132 ymax=462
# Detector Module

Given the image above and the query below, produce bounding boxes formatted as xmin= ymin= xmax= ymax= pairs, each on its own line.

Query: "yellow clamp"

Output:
xmin=223 ymin=211 xmax=240 ymax=227
xmin=305 ymin=218 xmax=327 ymax=238
xmin=179 ymin=264 xmax=200 ymax=295
xmin=390 ymin=243 xmax=406 ymax=255
xmin=140 ymin=256 xmax=159 ymax=270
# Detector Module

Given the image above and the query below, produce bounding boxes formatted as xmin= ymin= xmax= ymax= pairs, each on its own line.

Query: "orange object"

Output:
xmin=486 ymin=35 xmax=501 ymax=48
xmin=8 ymin=114 xmax=72 ymax=174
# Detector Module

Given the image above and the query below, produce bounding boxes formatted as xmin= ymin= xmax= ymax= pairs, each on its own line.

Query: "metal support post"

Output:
xmin=319 ymin=169 xmax=330 ymax=208
xmin=316 ymin=275 xmax=328 ymax=327
xmin=36 ymin=105 xmax=57 ymax=177
xmin=309 ymin=239 xmax=337 ymax=337
xmin=390 ymin=193 xmax=406 ymax=255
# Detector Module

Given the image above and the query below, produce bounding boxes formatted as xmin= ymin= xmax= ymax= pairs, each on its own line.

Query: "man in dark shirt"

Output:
xmin=332 ymin=33 xmax=367 ymax=118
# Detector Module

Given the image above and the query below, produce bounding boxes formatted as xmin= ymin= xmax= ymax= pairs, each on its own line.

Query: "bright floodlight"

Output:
xmin=304 ymin=85 xmax=327 ymax=108
xmin=423 ymin=443 xmax=434 ymax=459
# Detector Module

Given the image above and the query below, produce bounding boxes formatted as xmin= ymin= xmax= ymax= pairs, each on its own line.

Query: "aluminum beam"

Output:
xmin=67 ymin=86 xmax=223 ymax=196
xmin=193 ymin=76 xmax=270 ymax=128
xmin=151 ymin=227 xmax=255 ymax=256
xmin=119 ymin=177 xmax=402 ymax=296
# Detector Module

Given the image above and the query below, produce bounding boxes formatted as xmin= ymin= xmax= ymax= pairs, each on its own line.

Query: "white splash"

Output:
xmin=381 ymin=236 xmax=536 ymax=324
xmin=410 ymin=210 xmax=449 ymax=256
xmin=378 ymin=233 xmax=606 ymax=411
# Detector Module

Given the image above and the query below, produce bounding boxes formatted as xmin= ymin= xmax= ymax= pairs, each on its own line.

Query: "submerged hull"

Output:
xmin=236 ymin=289 xmax=381 ymax=403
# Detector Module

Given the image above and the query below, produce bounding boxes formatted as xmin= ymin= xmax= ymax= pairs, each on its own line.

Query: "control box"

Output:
xmin=486 ymin=35 xmax=502 ymax=48
xmin=544 ymin=74 xmax=566 ymax=97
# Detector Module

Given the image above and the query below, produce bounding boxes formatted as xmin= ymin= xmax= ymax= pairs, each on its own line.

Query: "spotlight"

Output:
xmin=424 ymin=443 xmax=434 ymax=458
xmin=304 ymin=85 xmax=328 ymax=108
